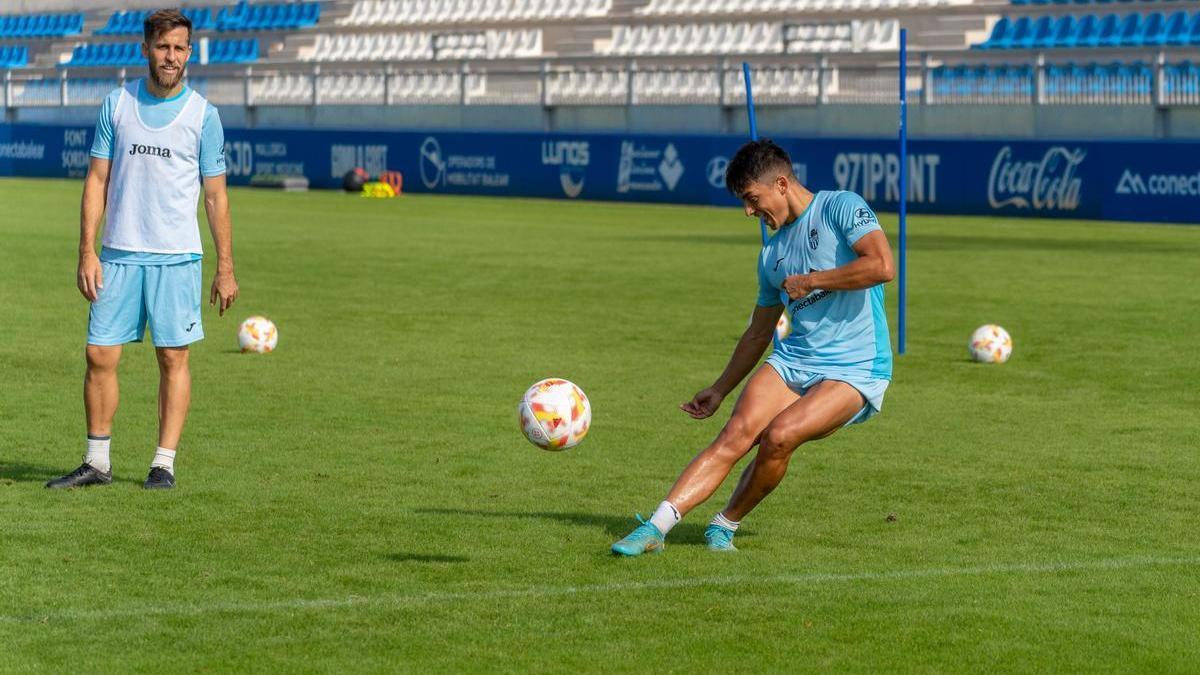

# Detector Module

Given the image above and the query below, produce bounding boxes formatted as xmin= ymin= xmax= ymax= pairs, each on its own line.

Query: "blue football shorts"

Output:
xmin=87 ymin=260 xmax=204 ymax=348
xmin=765 ymin=355 xmax=889 ymax=426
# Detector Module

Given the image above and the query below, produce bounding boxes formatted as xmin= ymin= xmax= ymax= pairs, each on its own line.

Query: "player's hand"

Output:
xmin=210 ymin=269 xmax=239 ymax=317
xmin=681 ymin=387 xmax=725 ymax=419
xmin=77 ymin=251 xmax=103 ymax=302
xmin=783 ymin=273 xmax=815 ymax=299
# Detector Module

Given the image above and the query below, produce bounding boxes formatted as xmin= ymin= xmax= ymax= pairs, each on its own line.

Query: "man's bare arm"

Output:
xmin=782 ymin=230 xmax=894 ymax=299
xmin=681 ymin=303 xmax=784 ymax=419
xmin=202 ymin=174 xmax=239 ymax=316
xmin=77 ymin=157 xmax=111 ymax=302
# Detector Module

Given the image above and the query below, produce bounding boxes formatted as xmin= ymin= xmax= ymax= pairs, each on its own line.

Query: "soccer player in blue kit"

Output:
xmin=47 ymin=9 xmax=238 ymax=490
xmin=613 ymin=139 xmax=895 ymax=555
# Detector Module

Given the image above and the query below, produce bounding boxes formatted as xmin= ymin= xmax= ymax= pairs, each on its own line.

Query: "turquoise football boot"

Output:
xmin=611 ymin=515 xmax=665 ymax=556
xmin=704 ymin=523 xmax=738 ymax=552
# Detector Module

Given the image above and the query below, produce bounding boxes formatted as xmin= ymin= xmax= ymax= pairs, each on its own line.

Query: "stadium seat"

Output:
xmin=975 ymin=17 xmax=1012 ymax=49
xmin=1029 ymin=16 xmax=1056 ymax=48
xmin=1008 ymin=16 xmax=1035 ymax=48
xmin=1050 ymin=15 xmax=1078 ymax=47
xmin=0 ymin=45 xmax=29 ymax=68
xmin=1107 ymin=13 xmax=1140 ymax=46
xmin=0 ymin=12 xmax=83 ymax=38
xmin=1163 ymin=11 xmax=1190 ymax=45
xmin=1061 ymin=14 xmax=1096 ymax=47
xmin=1134 ymin=12 xmax=1165 ymax=46
xmin=1091 ymin=13 xmax=1119 ymax=47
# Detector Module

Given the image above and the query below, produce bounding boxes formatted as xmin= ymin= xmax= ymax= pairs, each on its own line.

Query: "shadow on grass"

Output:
xmin=0 ymin=462 xmax=142 ymax=486
xmin=415 ymin=508 xmax=743 ymax=546
xmin=381 ymin=553 xmax=470 ymax=564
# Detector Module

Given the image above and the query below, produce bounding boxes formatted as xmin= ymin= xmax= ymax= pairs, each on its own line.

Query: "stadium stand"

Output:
xmin=216 ymin=1 xmax=319 ymax=31
xmin=97 ymin=8 xmax=216 ymax=35
xmin=63 ymin=39 xmax=258 ymax=66
xmin=0 ymin=45 xmax=28 ymax=68
xmin=601 ymin=20 xmax=898 ymax=55
xmin=305 ymin=29 xmax=542 ymax=61
xmin=637 ymin=0 xmax=973 ymax=15
xmin=0 ymin=12 xmax=84 ymax=38
xmin=338 ymin=0 xmax=611 ymax=25
xmin=0 ymin=0 xmax=1196 ymax=111
xmin=975 ymin=11 xmax=1200 ymax=49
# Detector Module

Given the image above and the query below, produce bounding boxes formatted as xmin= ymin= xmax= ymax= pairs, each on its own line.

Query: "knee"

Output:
xmin=156 ymin=347 xmax=190 ymax=372
xmin=714 ymin=416 xmax=760 ymax=453
xmin=85 ymin=345 xmax=119 ymax=372
xmin=760 ymin=424 xmax=805 ymax=461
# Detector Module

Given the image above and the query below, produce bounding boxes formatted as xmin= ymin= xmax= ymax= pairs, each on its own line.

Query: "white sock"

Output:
xmin=85 ymin=435 xmax=111 ymax=473
xmin=711 ymin=512 xmax=740 ymax=531
xmin=151 ymin=447 xmax=176 ymax=475
xmin=649 ymin=500 xmax=682 ymax=536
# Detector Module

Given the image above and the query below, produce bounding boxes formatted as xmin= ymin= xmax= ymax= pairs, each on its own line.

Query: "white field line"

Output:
xmin=2 ymin=555 xmax=1196 ymax=624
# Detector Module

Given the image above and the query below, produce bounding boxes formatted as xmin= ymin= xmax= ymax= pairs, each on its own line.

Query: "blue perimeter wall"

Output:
xmin=1 ymin=122 xmax=1197 ymax=224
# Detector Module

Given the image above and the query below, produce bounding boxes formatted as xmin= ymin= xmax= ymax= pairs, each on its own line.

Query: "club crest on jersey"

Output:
xmin=129 ymin=143 xmax=171 ymax=158
xmin=808 ymin=227 xmax=819 ymax=250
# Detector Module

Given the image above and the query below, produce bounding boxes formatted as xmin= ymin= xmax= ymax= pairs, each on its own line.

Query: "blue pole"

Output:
xmin=897 ymin=29 xmax=908 ymax=356
xmin=742 ymin=62 xmax=768 ymax=246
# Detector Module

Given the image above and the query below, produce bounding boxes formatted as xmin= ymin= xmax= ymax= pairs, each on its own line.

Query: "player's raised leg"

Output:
xmin=47 ymin=344 xmax=122 ymax=488
xmin=610 ymin=365 xmax=798 ymax=556
xmin=720 ymin=380 xmax=865 ymax=524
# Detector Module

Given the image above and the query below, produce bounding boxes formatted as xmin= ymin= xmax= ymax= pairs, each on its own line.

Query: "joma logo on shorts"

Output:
xmin=129 ymin=143 xmax=172 ymax=158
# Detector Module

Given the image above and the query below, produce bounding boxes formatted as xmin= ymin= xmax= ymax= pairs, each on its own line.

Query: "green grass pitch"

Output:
xmin=1 ymin=177 xmax=1198 ymax=672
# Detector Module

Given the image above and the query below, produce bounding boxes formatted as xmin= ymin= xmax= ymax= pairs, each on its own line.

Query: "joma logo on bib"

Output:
xmin=129 ymin=143 xmax=172 ymax=159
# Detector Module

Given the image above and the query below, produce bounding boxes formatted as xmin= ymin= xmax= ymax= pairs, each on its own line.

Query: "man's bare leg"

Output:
xmin=81 ymin=343 xmax=123 ymax=473
xmin=721 ymin=380 xmax=865 ymax=523
xmin=147 ymin=346 xmax=190 ymax=487
xmin=662 ymin=366 xmax=799 ymax=517
xmin=46 ymin=344 xmax=122 ymax=488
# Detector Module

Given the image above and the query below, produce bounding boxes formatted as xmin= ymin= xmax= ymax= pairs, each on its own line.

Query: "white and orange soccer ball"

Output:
xmin=517 ymin=378 xmax=591 ymax=451
xmin=776 ymin=312 xmax=791 ymax=341
xmin=969 ymin=324 xmax=1012 ymax=363
xmin=238 ymin=316 xmax=278 ymax=353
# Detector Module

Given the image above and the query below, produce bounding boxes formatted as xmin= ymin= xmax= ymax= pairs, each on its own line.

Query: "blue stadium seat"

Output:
xmin=1030 ymin=15 xmax=1057 ymax=47
xmin=1049 ymin=15 xmax=1078 ymax=47
xmin=1010 ymin=16 xmax=1037 ymax=48
xmin=188 ymin=7 xmax=215 ymax=31
xmin=1094 ymin=13 xmax=1118 ymax=45
xmin=1163 ymin=10 xmax=1190 ymax=44
xmin=1062 ymin=14 xmax=1096 ymax=47
xmin=975 ymin=17 xmax=1012 ymax=49
xmin=216 ymin=1 xmax=249 ymax=31
xmin=301 ymin=3 xmax=320 ymax=26
xmin=1186 ymin=12 xmax=1200 ymax=44
xmin=1114 ymin=13 xmax=1143 ymax=46
xmin=1135 ymin=12 xmax=1166 ymax=45
xmin=0 ymin=45 xmax=27 ymax=67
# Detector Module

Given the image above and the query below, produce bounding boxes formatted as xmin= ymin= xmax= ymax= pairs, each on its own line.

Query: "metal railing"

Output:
xmin=4 ymin=52 xmax=1200 ymax=109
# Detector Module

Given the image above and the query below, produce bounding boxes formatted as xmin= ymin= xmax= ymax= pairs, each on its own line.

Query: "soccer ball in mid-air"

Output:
xmin=238 ymin=316 xmax=278 ymax=353
xmin=969 ymin=324 xmax=1012 ymax=363
xmin=518 ymin=378 xmax=591 ymax=451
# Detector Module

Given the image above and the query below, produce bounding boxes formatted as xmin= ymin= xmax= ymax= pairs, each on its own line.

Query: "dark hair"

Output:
xmin=724 ymin=139 xmax=794 ymax=195
xmin=144 ymin=8 xmax=192 ymax=45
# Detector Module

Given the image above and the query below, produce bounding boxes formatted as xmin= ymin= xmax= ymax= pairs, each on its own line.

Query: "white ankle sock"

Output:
xmin=649 ymin=500 xmax=681 ymax=536
xmin=85 ymin=435 xmax=111 ymax=472
xmin=151 ymin=447 xmax=176 ymax=475
xmin=711 ymin=512 xmax=740 ymax=531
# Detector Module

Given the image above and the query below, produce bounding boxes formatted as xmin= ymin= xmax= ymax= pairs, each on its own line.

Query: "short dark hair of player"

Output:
xmin=144 ymin=9 xmax=192 ymax=45
xmin=724 ymin=139 xmax=794 ymax=196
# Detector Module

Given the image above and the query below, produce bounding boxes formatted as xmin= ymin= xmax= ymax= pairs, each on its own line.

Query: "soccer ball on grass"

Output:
xmin=969 ymin=324 xmax=1012 ymax=363
xmin=238 ymin=316 xmax=278 ymax=353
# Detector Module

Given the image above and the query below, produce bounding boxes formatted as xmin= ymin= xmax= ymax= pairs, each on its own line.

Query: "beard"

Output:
xmin=148 ymin=63 xmax=184 ymax=90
